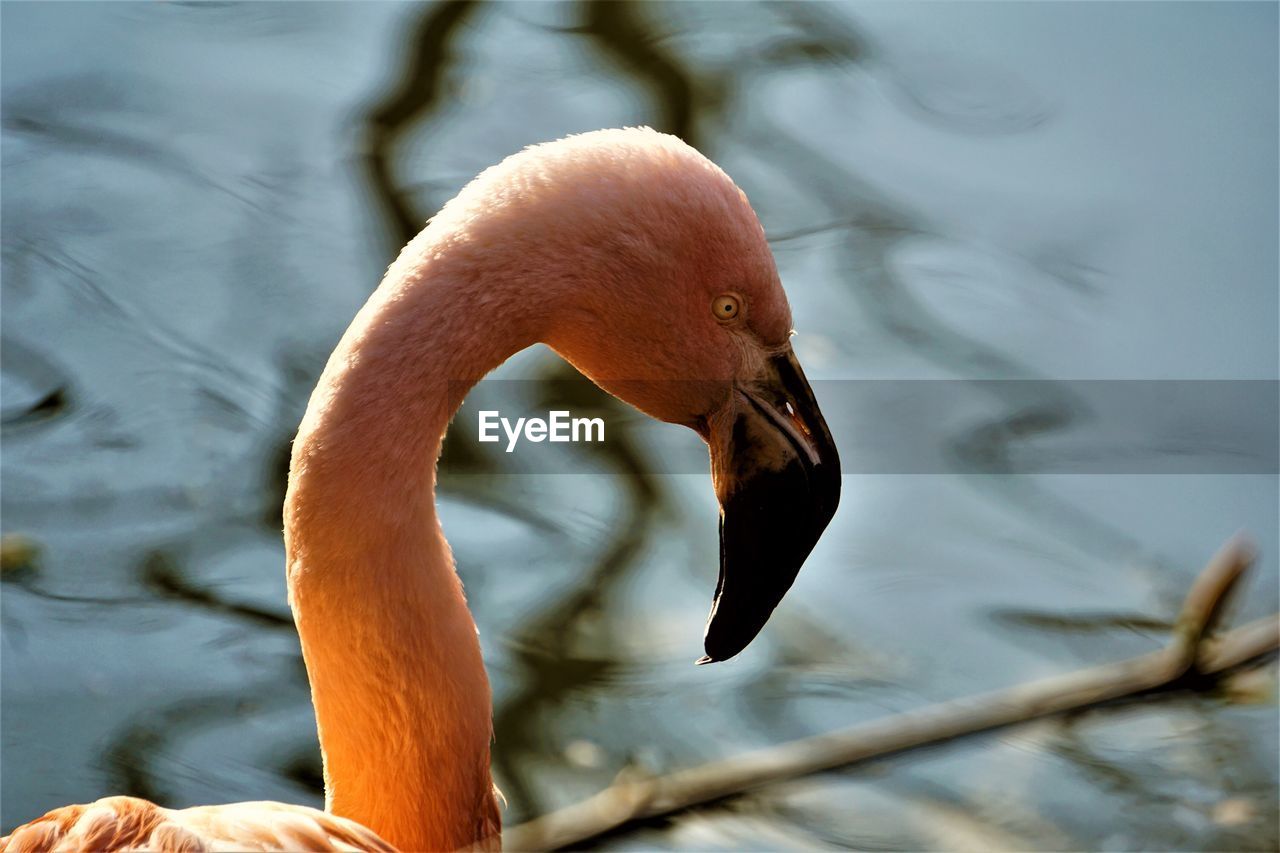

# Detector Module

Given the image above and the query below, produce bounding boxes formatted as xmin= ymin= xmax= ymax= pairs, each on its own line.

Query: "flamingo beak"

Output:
xmin=699 ymin=347 xmax=841 ymax=663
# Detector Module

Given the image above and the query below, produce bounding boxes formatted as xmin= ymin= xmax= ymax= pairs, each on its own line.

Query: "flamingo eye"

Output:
xmin=712 ymin=294 xmax=742 ymax=322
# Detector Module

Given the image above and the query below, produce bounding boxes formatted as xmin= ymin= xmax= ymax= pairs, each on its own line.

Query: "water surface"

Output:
xmin=2 ymin=2 xmax=1277 ymax=849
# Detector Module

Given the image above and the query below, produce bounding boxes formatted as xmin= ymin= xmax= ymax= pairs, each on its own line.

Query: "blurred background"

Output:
xmin=2 ymin=2 xmax=1277 ymax=849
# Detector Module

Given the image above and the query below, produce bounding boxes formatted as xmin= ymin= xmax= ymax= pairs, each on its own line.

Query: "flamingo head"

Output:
xmin=456 ymin=128 xmax=842 ymax=662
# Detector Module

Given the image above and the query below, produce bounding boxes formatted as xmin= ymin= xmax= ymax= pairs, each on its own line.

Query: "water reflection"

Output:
xmin=2 ymin=1 xmax=1276 ymax=849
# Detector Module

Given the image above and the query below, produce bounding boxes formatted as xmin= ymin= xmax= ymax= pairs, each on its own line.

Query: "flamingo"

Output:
xmin=2 ymin=128 xmax=840 ymax=853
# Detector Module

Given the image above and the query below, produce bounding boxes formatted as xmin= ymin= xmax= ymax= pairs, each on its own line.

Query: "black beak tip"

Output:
xmin=702 ymin=608 xmax=769 ymax=663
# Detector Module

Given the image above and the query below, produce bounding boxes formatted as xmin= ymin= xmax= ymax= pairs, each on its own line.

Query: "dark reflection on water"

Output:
xmin=141 ymin=552 xmax=294 ymax=630
xmin=487 ymin=361 xmax=666 ymax=822
xmin=362 ymin=0 xmax=481 ymax=249
xmin=2 ymin=1 xmax=1277 ymax=849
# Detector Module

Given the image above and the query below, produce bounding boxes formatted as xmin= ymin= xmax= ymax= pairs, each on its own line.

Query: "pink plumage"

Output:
xmin=7 ymin=127 xmax=840 ymax=852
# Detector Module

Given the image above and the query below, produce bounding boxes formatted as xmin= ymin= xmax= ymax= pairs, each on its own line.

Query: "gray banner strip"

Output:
xmin=442 ymin=380 xmax=1279 ymax=475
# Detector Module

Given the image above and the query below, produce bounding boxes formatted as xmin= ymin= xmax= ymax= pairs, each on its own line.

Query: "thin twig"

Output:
xmin=503 ymin=536 xmax=1276 ymax=851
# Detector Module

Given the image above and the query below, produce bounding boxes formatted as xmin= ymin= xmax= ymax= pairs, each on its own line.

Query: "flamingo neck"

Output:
xmin=285 ymin=235 xmax=543 ymax=851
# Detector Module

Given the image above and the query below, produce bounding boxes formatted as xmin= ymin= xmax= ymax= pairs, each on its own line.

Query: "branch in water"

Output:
xmin=503 ymin=536 xmax=1277 ymax=851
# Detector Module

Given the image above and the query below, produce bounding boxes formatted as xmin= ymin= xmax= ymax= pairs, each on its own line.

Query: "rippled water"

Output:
xmin=2 ymin=2 xmax=1277 ymax=850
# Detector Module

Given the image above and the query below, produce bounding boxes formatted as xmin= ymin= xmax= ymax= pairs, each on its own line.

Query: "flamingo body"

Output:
xmin=3 ymin=127 xmax=840 ymax=852
xmin=1 ymin=797 xmax=393 ymax=852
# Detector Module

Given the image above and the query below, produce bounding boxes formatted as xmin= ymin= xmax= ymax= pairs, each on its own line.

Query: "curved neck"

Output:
xmin=285 ymin=237 xmax=544 ymax=851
